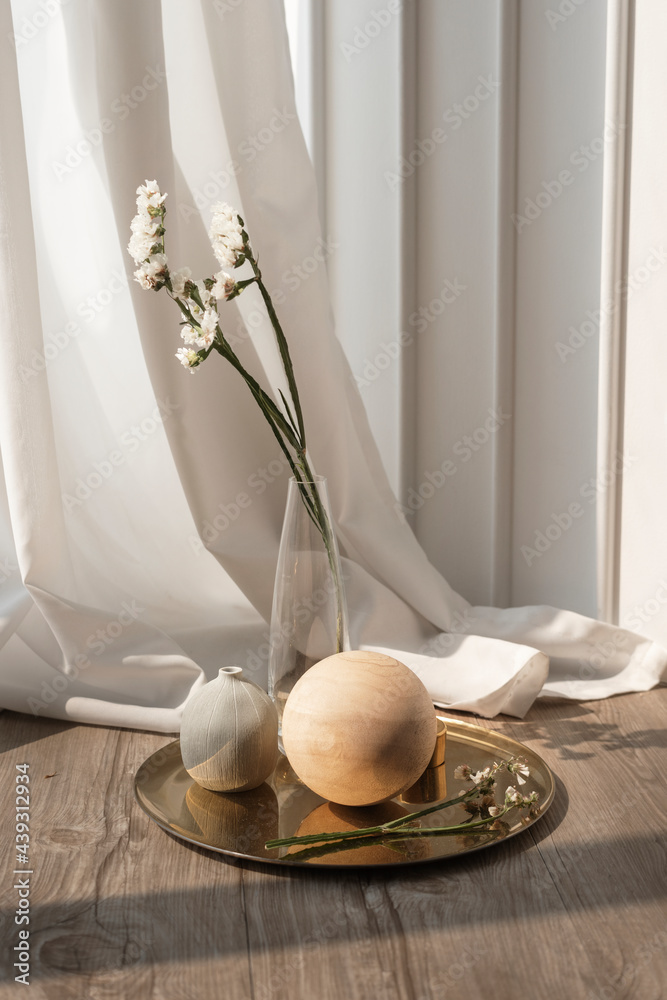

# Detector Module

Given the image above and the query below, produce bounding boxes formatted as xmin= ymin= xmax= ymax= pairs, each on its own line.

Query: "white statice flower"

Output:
xmin=128 ymin=181 xmax=167 ymax=264
xmin=180 ymin=324 xmax=199 ymax=345
xmin=454 ymin=764 xmax=472 ymax=781
xmin=133 ymin=253 xmax=168 ymax=290
xmin=170 ymin=267 xmax=191 ymax=297
xmin=471 ymin=767 xmax=492 ymax=786
xmin=195 ymin=280 xmax=214 ymax=309
xmin=128 ymin=212 xmax=160 ymax=264
xmin=209 ymin=202 xmax=244 ymax=267
xmin=197 ymin=309 xmax=218 ymax=348
xmin=505 ymin=786 xmax=523 ymax=807
xmin=488 ymin=805 xmax=501 ymax=817
xmin=175 ymin=347 xmax=200 ymax=372
xmin=181 ymin=310 xmax=217 ymax=349
xmin=136 ymin=179 xmax=167 ymax=214
xmin=212 ymin=269 xmax=236 ymax=300
xmin=508 ymin=761 xmax=530 ymax=785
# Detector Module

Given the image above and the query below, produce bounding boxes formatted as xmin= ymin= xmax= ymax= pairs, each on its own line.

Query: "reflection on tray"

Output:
xmin=401 ymin=762 xmax=447 ymax=804
xmin=286 ymin=800 xmax=432 ymax=865
xmin=184 ymin=782 xmax=279 ymax=854
xmin=133 ymin=720 xmax=556 ymax=868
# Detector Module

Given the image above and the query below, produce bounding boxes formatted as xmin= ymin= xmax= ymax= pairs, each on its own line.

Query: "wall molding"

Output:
xmin=491 ymin=0 xmax=519 ymax=608
xmin=596 ymin=0 xmax=634 ymax=622
xmin=398 ymin=0 xmax=418 ymax=505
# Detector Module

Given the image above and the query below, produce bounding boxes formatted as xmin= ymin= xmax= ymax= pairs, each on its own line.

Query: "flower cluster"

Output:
xmin=454 ymin=756 xmax=537 ymax=821
xmin=128 ymin=178 xmax=346 ymax=656
xmin=209 ymin=203 xmax=245 ymax=268
xmin=127 ymin=180 xmax=168 ymax=289
xmin=180 ymin=281 xmax=218 ymax=350
xmin=127 ymin=183 xmax=246 ymax=371
xmin=266 ymin=754 xmax=542 ymax=859
xmin=505 ymin=786 xmax=539 ymax=810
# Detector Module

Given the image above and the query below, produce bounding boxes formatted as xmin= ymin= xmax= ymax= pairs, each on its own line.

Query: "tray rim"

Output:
xmin=133 ymin=715 xmax=556 ymax=870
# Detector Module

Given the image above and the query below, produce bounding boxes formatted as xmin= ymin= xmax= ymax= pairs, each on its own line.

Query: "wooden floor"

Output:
xmin=0 ymin=689 xmax=666 ymax=1000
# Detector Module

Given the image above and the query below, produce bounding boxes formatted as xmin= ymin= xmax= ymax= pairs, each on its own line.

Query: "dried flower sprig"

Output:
xmin=265 ymin=755 xmax=539 ymax=858
xmin=127 ymin=180 xmax=344 ymax=651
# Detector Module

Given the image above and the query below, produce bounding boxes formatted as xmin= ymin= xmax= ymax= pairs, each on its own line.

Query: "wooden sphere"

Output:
xmin=282 ymin=650 xmax=437 ymax=806
xmin=289 ymin=800 xmax=429 ymax=865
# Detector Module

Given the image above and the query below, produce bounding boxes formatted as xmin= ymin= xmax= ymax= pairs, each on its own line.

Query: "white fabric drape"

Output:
xmin=0 ymin=0 xmax=664 ymax=733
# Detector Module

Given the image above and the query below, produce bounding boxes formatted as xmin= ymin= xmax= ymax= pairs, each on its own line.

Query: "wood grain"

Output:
xmin=0 ymin=690 xmax=666 ymax=999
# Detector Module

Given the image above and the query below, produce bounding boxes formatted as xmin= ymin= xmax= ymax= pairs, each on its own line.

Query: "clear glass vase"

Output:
xmin=268 ymin=476 xmax=348 ymax=746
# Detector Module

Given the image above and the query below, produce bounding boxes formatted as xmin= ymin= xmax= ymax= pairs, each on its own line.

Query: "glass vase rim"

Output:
xmin=287 ymin=474 xmax=328 ymax=485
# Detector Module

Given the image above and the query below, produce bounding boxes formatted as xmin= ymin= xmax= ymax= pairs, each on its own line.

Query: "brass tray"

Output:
xmin=134 ymin=717 xmax=555 ymax=869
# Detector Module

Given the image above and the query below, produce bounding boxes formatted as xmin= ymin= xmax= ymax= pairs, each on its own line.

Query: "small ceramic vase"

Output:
xmin=180 ymin=667 xmax=279 ymax=792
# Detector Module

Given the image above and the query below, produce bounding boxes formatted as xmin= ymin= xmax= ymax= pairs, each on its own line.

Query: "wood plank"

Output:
xmin=0 ymin=691 xmax=665 ymax=1000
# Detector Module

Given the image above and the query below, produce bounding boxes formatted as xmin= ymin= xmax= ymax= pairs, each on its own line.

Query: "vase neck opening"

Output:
xmin=219 ymin=666 xmax=243 ymax=678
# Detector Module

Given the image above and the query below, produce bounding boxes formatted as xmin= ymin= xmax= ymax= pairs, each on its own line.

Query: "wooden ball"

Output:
xmin=282 ymin=650 xmax=437 ymax=806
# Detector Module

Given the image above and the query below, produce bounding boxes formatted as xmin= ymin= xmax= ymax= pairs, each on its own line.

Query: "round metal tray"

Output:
xmin=134 ymin=717 xmax=555 ymax=869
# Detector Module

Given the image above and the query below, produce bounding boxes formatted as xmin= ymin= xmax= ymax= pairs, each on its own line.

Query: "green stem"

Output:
xmin=267 ymin=807 xmax=513 ymax=862
xmin=165 ymin=223 xmax=346 ymax=654
xmin=281 ymin=822 xmax=506 ymax=863
xmin=247 ymin=252 xmax=345 ymax=653
xmin=298 ymin=454 xmax=345 ymax=654
xmin=252 ymin=259 xmax=306 ymax=446
xmin=265 ymin=792 xmax=473 ymax=850
xmin=265 ymin=756 xmax=532 ymax=853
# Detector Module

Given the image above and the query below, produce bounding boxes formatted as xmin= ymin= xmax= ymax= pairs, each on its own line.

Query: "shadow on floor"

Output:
xmin=0 ymin=825 xmax=664 ymax=981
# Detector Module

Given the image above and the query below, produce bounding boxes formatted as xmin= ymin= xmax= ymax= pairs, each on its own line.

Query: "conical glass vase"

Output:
xmin=268 ymin=476 xmax=349 ymax=746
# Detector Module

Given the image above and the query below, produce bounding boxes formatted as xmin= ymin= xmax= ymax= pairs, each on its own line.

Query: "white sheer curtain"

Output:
xmin=0 ymin=0 xmax=664 ymax=734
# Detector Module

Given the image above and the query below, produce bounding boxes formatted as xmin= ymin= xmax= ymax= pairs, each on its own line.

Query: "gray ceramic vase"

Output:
xmin=180 ymin=667 xmax=279 ymax=792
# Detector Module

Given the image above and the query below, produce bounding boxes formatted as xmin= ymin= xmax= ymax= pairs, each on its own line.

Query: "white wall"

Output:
xmin=288 ymin=0 xmax=665 ymax=636
xmin=618 ymin=0 xmax=667 ymax=643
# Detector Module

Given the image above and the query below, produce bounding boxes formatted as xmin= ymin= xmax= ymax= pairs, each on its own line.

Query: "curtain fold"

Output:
xmin=0 ymin=0 xmax=664 ymax=732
